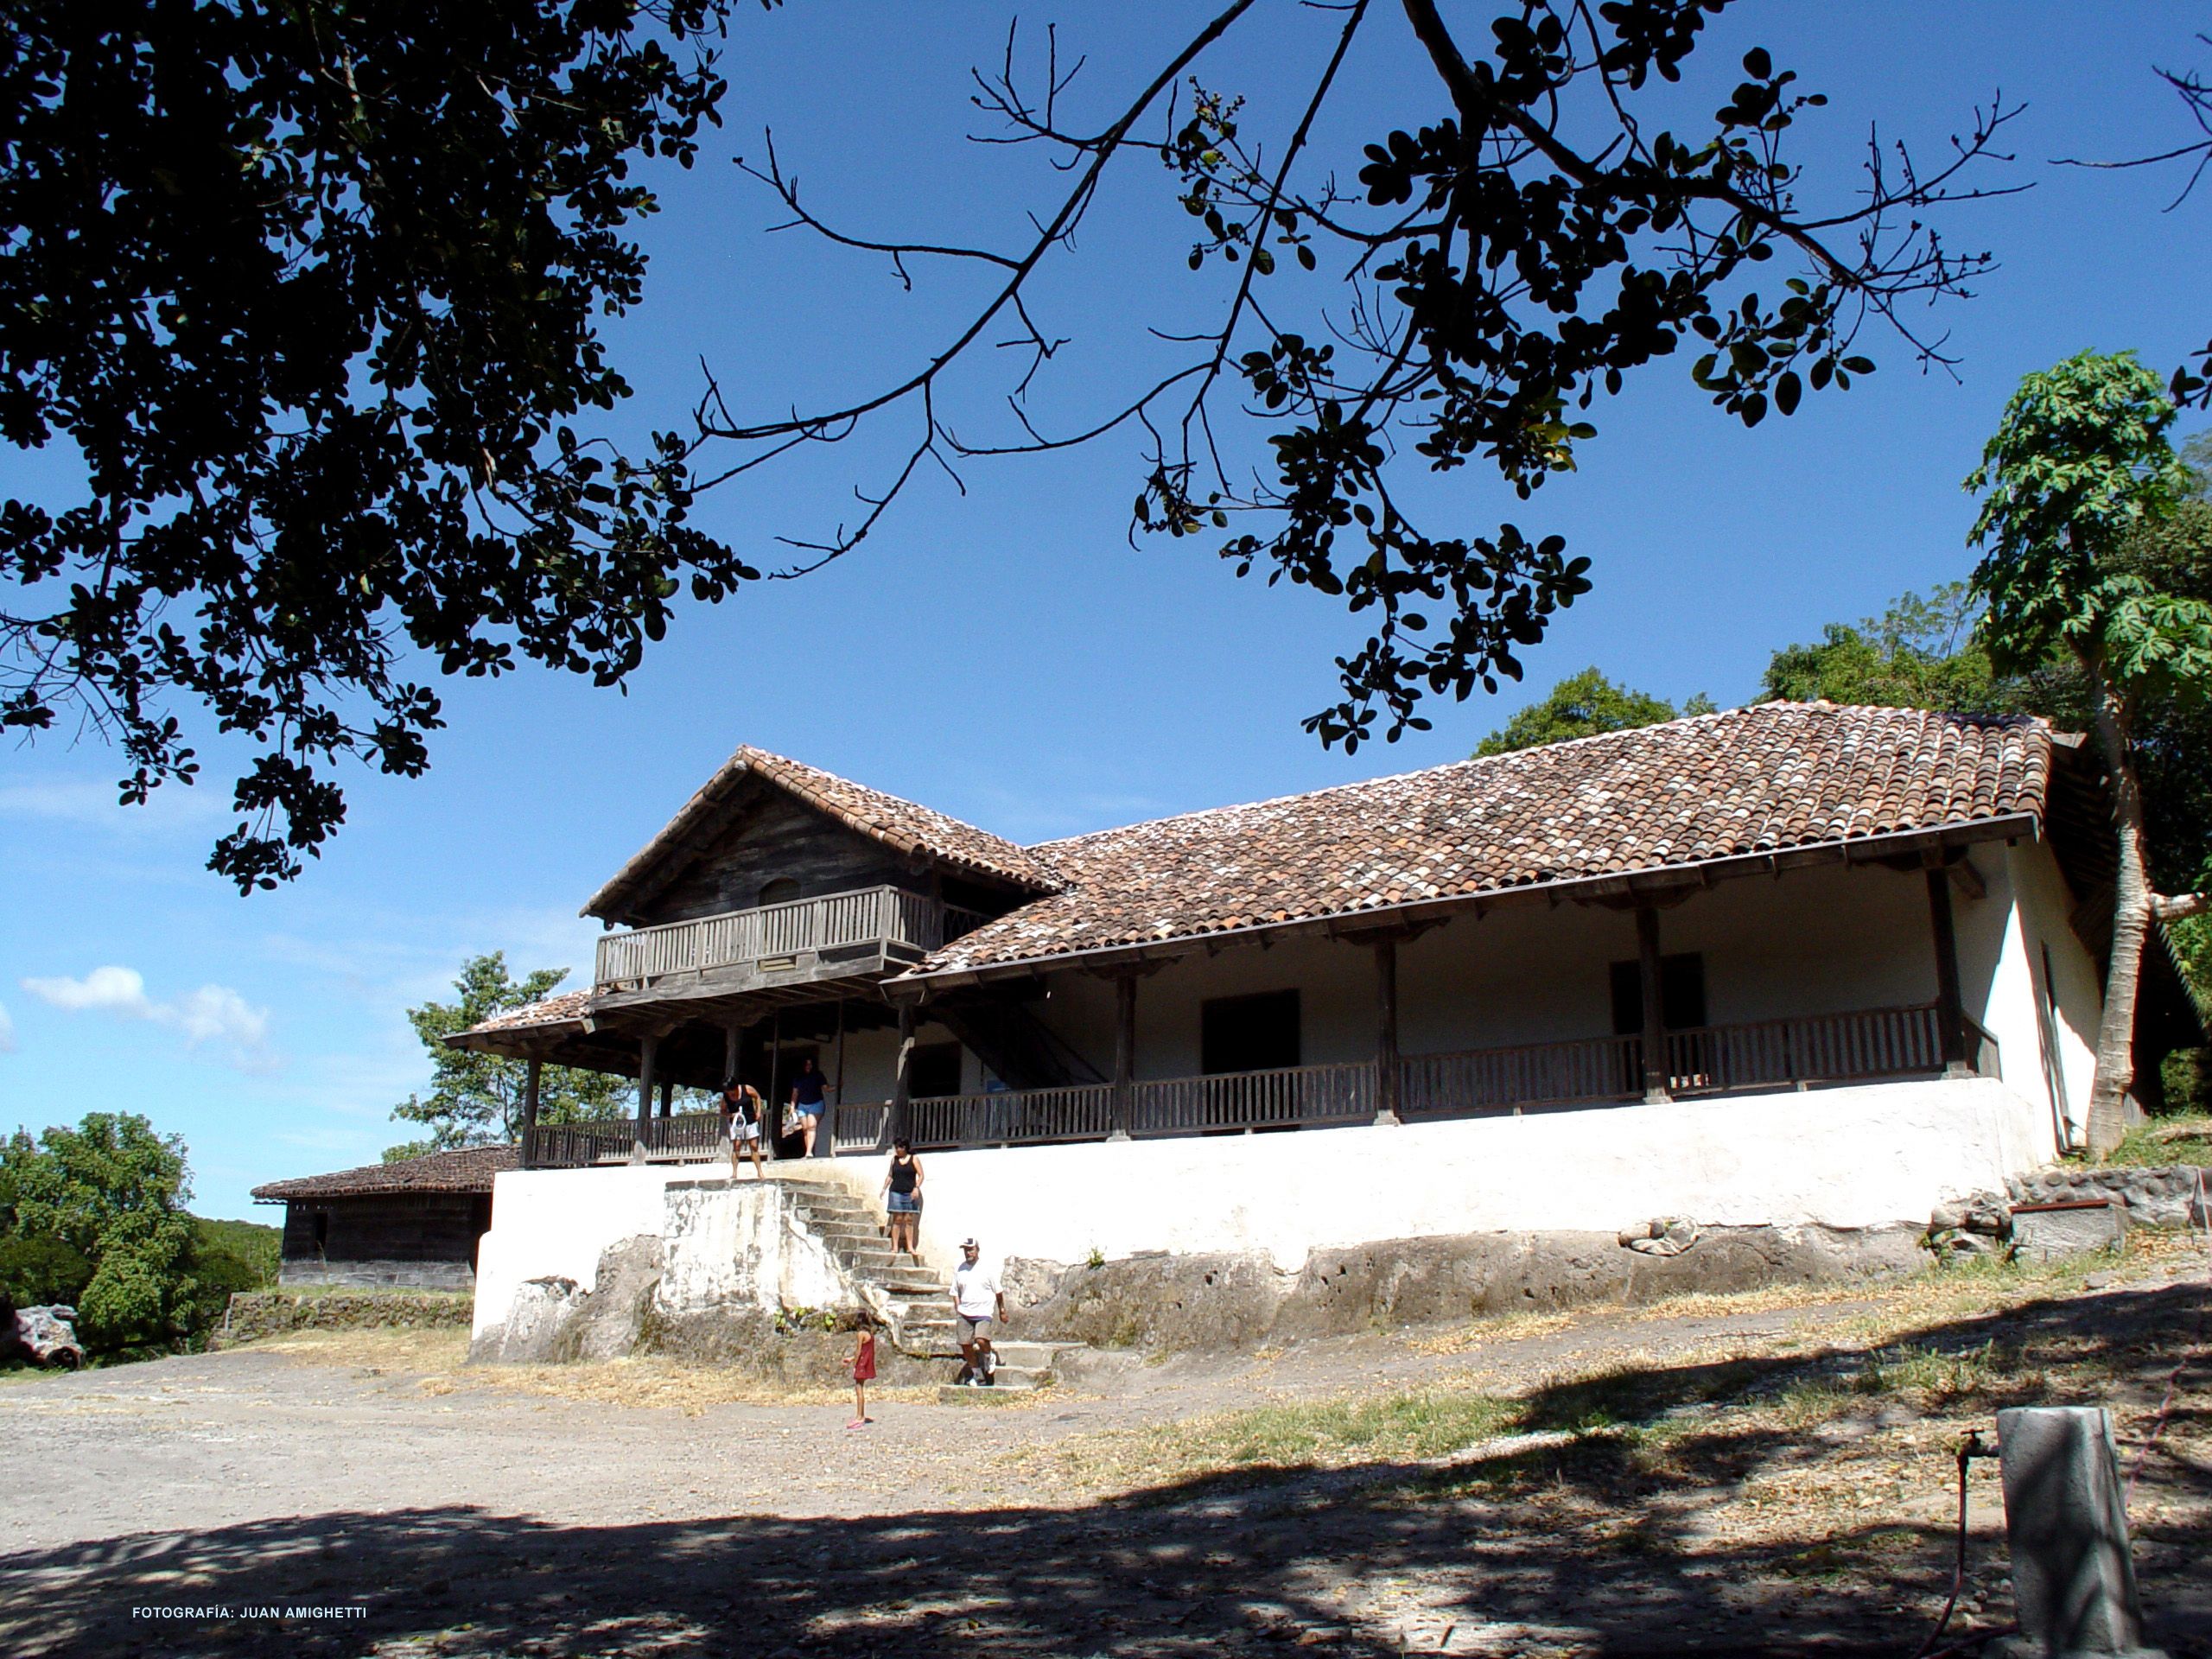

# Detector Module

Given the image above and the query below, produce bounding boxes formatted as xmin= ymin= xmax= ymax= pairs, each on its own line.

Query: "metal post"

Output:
xmin=1927 ymin=865 xmax=1972 ymax=1076
xmin=1637 ymin=905 xmax=1669 ymax=1103
xmin=519 ymin=1055 xmax=542 ymax=1169
xmin=1374 ymin=937 xmax=1402 ymax=1125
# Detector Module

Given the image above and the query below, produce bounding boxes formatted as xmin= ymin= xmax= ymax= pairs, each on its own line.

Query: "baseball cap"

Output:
xmin=959 ymin=1236 xmax=979 ymax=1249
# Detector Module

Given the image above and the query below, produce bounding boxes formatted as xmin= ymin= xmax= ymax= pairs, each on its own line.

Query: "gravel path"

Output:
xmin=2 ymin=1272 xmax=2203 ymax=1659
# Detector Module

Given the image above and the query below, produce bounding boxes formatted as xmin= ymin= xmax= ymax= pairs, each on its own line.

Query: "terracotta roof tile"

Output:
xmin=915 ymin=702 xmax=2051 ymax=976
xmin=465 ymin=988 xmax=594 ymax=1034
xmin=252 ymin=1144 xmax=516 ymax=1202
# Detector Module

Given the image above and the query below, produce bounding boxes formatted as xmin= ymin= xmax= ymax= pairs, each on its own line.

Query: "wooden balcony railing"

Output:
xmin=594 ymin=885 xmax=953 ymax=989
xmin=1129 ymin=1061 xmax=1375 ymax=1136
xmin=524 ymin=1001 xmax=1998 ymax=1166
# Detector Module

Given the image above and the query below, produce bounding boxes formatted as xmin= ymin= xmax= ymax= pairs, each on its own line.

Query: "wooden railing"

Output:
xmin=525 ymin=1002 xmax=1996 ymax=1166
xmin=637 ymin=1111 xmax=727 ymax=1160
xmin=1662 ymin=1004 xmax=1945 ymax=1096
xmin=903 ymin=1084 xmax=1118 ymax=1149
xmin=523 ymin=1122 xmax=637 ymax=1167
xmin=594 ymin=885 xmax=950 ymax=988
xmin=1128 ymin=1061 xmax=1375 ymax=1136
xmin=1400 ymin=1033 xmax=1643 ymax=1117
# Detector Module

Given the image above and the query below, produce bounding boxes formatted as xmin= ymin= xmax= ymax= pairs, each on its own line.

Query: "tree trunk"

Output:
xmin=2082 ymin=652 xmax=2152 ymax=1157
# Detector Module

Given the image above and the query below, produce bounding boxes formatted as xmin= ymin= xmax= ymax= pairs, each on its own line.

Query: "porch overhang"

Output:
xmin=891 ymin=813 xmax=2044 ymax=996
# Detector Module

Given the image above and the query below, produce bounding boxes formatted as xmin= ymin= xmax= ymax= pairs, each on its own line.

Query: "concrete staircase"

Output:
xmin=779 ymin=1173 xmax=1085 ymax=1401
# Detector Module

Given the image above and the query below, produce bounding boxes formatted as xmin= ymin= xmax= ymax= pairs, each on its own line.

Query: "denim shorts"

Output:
xmin=887 ymin=1192 xmax=920 ymax=1215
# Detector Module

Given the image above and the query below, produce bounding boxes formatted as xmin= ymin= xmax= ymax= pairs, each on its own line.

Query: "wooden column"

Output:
xmin=722 ymin=1026 xmax=740 ymax=1088
xmin=634 ymin=1033 xmax=658 ymax=1157
xmin=1927 ymin=864 xmax=1971 ymax=1075
xmin=519 ymin=1055 xmax=543 ymax=1169
xmin=1373 ymin=936 xmax=1402 ymax=1126
xmin=891 ymin=998 xmax=917 ymax=1147
xmin=1111 ymin=973 xmax=1138 ymax=1141
xmin=658 ymin=1077 xmax=673 ymax=1119
xmin=765 ymin=1008 xmax=785 ymax=1161
xmin=1637 ymin=905 xmax=1669 ymax=1103
xmin=831 ymin=997 xmax=848 ymax=1157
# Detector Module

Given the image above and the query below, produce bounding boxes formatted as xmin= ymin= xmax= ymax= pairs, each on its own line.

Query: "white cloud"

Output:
xmin=0 ymin=776 xmax=224 ymax=834
xmin=20 ymin=965 xmax=276 ymax=1072
xmin=0 ymin=1000 xmax=14 ymax=1054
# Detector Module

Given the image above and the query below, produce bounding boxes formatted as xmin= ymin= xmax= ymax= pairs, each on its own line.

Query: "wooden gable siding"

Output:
xmin=630 ymin=779 xmax=921 ymax=927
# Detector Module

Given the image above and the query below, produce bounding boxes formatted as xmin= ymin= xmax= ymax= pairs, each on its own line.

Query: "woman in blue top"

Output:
xmin=790 ymin=1056 xmax=830 ymax=1158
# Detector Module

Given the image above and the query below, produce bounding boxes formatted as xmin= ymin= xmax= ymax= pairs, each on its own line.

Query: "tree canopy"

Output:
xmin=0 ymin=1112 xmax=254 ymax=1358
xmin=1472 ymin=667 xmax=1709 ymax=756
xmin=703 ymin=1 xmax=2012 ymax=754
xmin=1964 ymin=350 xmax=2212 ymax=1149
xmin=0 ymin=0 xmax=763 ymax=889
xmin=386 ymin=953 xmax=629 ymax=1159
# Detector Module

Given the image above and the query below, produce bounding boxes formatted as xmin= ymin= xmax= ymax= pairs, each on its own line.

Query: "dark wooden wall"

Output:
xmin=636 ymin=782 xmax=922 ymax=926
xmin=280 ymin=1193 xmax=493 ymax=1287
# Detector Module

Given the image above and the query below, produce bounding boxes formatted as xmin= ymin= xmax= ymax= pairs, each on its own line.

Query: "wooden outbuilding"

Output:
xmin=251 ymin=1146 xmax=513 ymax=1291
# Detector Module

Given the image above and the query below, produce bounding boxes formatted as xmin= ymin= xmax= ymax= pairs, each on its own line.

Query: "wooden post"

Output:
xmin=1373 ymin=936 xmax=1402 ymax=1126
xmin=723 ymin=1025 xmax=740 ymax=1088
xmin=1111 ymin=973 xmax=1137 ymax=1141
xmin=892 ymin=998 xmax=917 ymax=1146
xmin=634 ymin=1033 xmax=658 ymax=1159
xmin=832 ymin=997 xmax=848 ymax=1157
xmin=1637 ymin=906 xmax=1669 ymax=1103
xmin=658 ymin=1077 xmax=673 ymax=1119
xmin=519 ymin=1055 xmax=542 ymax=1169
xmin=766 ymin=1007 xmax=784 ymax=1160
xmin=1927 ymin=865 xmax=1971 ymax=1076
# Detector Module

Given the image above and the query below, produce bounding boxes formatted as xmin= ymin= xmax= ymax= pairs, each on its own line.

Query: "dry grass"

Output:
xmin=1027 ymin=1231 xmax=2210 ymax=1511
xmin=243 ymin=1325 xmax=938 ymax=1415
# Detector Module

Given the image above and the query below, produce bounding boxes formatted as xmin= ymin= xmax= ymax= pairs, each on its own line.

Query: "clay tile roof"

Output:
xmin=461 ymin=988 xmax=594 ymax=1037
xmin=584 ymin=745 xmax=1060 ymax=920
xmin=918 ymin=702 xmax=2052 ymax=976
xmin=251 ymin=1144 xmax=517 ymax=1202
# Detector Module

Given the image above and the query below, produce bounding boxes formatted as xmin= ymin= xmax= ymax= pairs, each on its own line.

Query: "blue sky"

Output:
xmin=4 ymin=3 xmax=2209 ymax=1219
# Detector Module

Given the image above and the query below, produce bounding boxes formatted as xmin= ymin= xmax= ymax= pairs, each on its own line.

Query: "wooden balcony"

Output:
xmin=523 ymin=1001 xmax=1997 ymax=1167
xmin=592 ymin=885 xmax=989 ymax=1001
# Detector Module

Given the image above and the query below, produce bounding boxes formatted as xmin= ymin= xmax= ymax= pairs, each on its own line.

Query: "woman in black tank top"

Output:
xmin=880 ymin=1140 xmax=924 ymax=1262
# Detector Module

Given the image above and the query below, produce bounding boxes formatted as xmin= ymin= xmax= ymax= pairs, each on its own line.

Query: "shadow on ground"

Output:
xmin=2 ymin=1282 xmax=2204 ymax=1659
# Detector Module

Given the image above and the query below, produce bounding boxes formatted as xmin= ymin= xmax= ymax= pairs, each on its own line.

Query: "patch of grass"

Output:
xmin=2105 ymin=1116 xmax=2212 ymax=1167
xmin=1023 ymin=1382 xmax=1524 ymax=1492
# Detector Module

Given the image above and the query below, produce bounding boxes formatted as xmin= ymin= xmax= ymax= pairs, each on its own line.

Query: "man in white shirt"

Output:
xmin=951 ymin=1236 xmax=1005 ymax=1387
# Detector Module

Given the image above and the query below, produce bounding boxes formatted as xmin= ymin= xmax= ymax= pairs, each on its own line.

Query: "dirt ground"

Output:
xmin=1 ymin=1243 xmax=2206 ymax=1659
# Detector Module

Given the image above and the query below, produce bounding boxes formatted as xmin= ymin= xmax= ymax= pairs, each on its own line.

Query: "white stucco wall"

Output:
xmin=1014 ymin=855 xmax=2030 ymax=1081
xmin=657 ymin=1179 xmax=851 ymax=1315
xmin=1999 ymin=838 xmax=2105 ymax=1148
xmin=896 ymin=1076 xmax=2056 ymax=1275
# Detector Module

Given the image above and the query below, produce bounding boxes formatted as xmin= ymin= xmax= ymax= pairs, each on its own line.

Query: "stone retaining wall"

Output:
xmin=216 ymin=1290 xmax=474 ymax=1345
xmin=1007 ymin=1222 xmax=1925 ymax=1352
xmin=2005 ymin=1165 xmax=2209 ymax=1230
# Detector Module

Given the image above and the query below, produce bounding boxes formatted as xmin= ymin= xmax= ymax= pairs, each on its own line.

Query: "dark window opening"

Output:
xmin=760 ymin=878 xmax=802 ymax=907
xmin=311 ymin=1209 xmax=329 ymax=1253
xmin=909 ymin=1041 xmax=963 ymax=1099
xmin=1608 ymin=953 xmax=1707 ymax=1035
xmin=1202 ymin=990 xmax=1301 ymax=1075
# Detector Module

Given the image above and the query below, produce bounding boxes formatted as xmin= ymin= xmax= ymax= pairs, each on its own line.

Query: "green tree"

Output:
xmin=1473 ymin=668 xmax=1711 ymax=757
xmin=1760 ymin=584 xmax=2017 ymax=715
xmin=1966 ymin=350 xmax=2212 ymax=1153
xmin=387 ymin=953 xmax=628 ymax=1159
xmin=0 ymin=0 xmax=765 ymax=890
xmin=1 ymin=1114 xmax=204 ymax=1357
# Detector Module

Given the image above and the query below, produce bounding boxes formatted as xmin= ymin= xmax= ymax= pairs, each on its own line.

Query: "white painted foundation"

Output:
xmin=476 ymin=1075 xmax=2059 ymax=1338
xmin=893 ymin=1076 xmax=2057 ymax=1275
